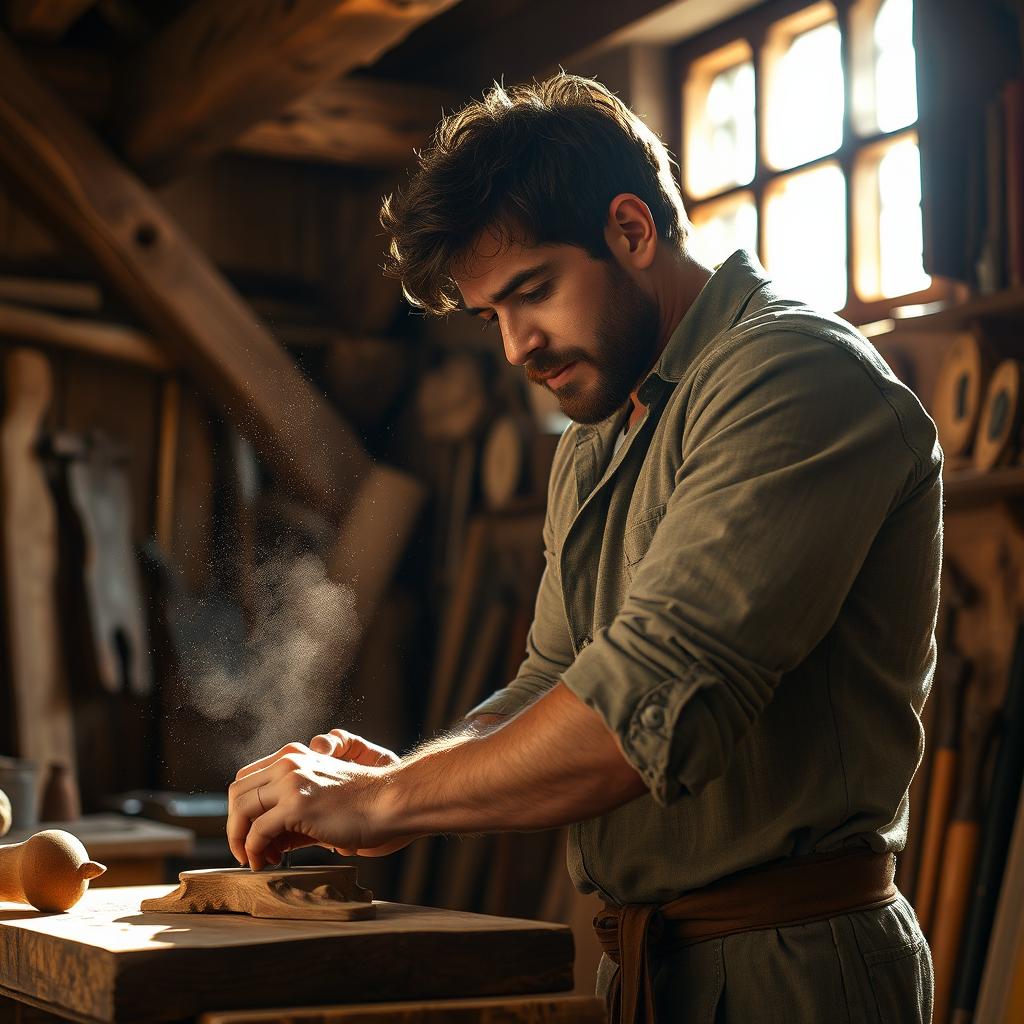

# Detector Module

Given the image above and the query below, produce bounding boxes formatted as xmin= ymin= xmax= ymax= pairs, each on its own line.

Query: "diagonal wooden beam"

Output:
xmin=115 ymin=0 xmax=462 ymax=183
xmin=0 ymin=31 xmax=370 ymax=516
xmin=234 ymin=77 xmax=456 ymax=167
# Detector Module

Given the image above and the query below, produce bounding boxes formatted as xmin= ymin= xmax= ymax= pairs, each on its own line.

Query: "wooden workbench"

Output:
xmin=0 ymin=884 xmax=574 ymax=1023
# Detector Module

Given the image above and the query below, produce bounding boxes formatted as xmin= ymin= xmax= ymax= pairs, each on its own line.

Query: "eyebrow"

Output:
xmin=461 ymin=261 xmax=555 ymax=316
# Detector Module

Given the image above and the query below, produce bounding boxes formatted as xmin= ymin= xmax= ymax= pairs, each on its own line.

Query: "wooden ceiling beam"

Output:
xmin=5 ymin=0 xmax=96 ymax=40
xmin=115 ymin=0 xmax=462 ymax=183
xmin=234 ymin=76 xmax=456 ymax=167
xmin=0 ymin=31 xmax=370 ymax=516
xmin=376 ymin=0 xmax=681 ymax=90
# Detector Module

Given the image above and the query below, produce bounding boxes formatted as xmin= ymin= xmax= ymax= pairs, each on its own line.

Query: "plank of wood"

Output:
xmin=0 ymin=301 xmax=170 ymax=371
xmin=236 ymin=77 xmax=456 ymax=168
xmin=5 ymin=0 xmax=96 ymax=40
xmin=0 ymin=348 xmax=77 ymax=807
xmin=0 ymin=277 xmax=100 ymax=312
xmin=974 ymin=780 xmax=1024 ymax=1022
xmin=0 ymin=32 xmax=369 ymax=516
xmin=115 ymin=0 xmax=463 ymax=182
xmin=328 ymin=462 xmax=427 ymax=630
xmin=0 ymin=885 xmax=573 ymax=1023
xmin=198 ymin=994 xmax=607 ymax=1023
xmin=140 ymin=867 xmax=375 ymax=921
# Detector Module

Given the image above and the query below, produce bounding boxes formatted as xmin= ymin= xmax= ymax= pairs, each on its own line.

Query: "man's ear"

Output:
xmin=605 ymin=194 xmax=657 ymax=271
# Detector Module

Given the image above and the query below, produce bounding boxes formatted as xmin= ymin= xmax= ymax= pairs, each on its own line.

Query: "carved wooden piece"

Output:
xmin=140 ymin=867 xmax=375 ymax=921
xmin=0 ymin=829 xmax=105 ymax=912
xmin=117 ymin=0 xmax=462 ymax=182
xmin=0 ymin=32 xmax=369 ymax=516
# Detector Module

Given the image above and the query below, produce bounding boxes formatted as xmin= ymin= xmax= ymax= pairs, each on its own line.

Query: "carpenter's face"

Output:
xmin=454 ymin=230 xmax=661 ymax=424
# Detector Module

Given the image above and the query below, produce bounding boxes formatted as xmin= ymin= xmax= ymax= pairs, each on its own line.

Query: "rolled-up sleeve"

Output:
xmin=465 ymin=452 xmax=576 ymax=720
xmin=560 ymin=330 xmax=936 ymax=805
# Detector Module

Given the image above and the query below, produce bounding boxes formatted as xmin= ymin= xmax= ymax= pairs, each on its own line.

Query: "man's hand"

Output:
xmin=226 ymin=742 xmax=411 ymax=870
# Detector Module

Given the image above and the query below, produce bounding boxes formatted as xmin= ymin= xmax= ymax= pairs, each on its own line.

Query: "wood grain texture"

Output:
xmin=0 ymin=32 xmax=369 ymax=516
xmin=0 ymin=885 xmax=573 ymax=1023
xmin=116 ymin=0 xmax=462 ymax=182
xmin=140 ymin=867 xmax=375 ymax=921
xmin=199 ymin=994 xmax=607 ymax=1023
xmin=0 ymin=348 xmax=76 ymax=792
xmin=236 ymin=77 xmax=456 ymax=168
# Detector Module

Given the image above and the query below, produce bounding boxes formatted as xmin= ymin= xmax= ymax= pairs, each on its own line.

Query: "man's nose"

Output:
xmin=501 ymin=317 xmax=545 ymax=366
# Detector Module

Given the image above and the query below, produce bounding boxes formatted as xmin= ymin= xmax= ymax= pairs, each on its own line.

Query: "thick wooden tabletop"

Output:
xmin=0 ymin=885 xmax=573 ymax=1023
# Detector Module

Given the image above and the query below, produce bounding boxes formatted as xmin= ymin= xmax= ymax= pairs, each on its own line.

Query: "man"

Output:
xmin=227 ymin=74 xmax=940 ymax=1022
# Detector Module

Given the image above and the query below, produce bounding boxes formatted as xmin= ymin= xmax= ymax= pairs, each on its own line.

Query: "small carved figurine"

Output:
xmin=0 ymin=829 xmax=106 ymax=911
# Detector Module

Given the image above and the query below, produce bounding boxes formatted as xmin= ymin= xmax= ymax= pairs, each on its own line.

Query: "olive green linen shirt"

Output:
xmin=469 ymin=249 xmax=943 ymax=906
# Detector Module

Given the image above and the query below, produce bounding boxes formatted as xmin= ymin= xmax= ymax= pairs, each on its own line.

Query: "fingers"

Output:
xmin=309 ymin=729 xmax=352 ymax=757
xmin=227 ymin=762 xmax=280 ymax=865
xmin=245 ymin=804 xmax=291 ymax=872
xmin=235 ymin=742 xmax=312 ymax=782
xmin=309 ymin=728 xmax=399 ymax=767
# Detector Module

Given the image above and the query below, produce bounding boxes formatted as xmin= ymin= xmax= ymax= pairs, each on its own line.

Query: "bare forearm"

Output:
xmin=381 ymin=682 xmax=646 ymax=838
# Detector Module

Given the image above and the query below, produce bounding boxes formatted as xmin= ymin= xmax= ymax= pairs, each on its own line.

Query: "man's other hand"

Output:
xmin=227 ymin=742 xmax=408 ymax=869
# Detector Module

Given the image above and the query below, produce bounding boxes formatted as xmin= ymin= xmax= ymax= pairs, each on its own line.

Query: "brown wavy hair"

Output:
xmin=380 ymin=73 xmax=689 ymax=315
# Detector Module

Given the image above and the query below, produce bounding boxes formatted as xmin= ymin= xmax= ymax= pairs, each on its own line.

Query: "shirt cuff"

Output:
xmin=562 ymin=648 xmax=733 ymax=805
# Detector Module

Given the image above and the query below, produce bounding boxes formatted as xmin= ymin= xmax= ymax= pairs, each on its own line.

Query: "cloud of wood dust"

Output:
xmin=181 ymin=552 xmax=360 ymax=769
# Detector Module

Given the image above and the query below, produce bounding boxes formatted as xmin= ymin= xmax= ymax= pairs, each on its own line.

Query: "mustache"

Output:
xmin=525 ymin=349 xmax=591 ymax=384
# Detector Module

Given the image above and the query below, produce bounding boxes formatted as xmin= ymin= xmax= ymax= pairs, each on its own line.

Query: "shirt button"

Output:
xmin=578 ymin=635 xmax=592 ymax=650
xmin=641 ymin=704 xmax=665 ymax=730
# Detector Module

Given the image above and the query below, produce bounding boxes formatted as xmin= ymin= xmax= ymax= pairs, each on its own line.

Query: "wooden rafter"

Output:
xmin=116 ymin=0 xmax=463 ymax=182
xmin=235 ymin=77 xmax=456 ymax=167
xmin=5 ymin=0 xmax=96 ymax=40
xmin=0 ymin=31 xmax=370 ymax=516
xmin=376 ymin=0 xmax=681 ymax=89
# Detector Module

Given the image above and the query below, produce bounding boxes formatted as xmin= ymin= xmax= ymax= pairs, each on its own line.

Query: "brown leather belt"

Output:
xmin=593 ymin=848 xmax=898 ymax=1024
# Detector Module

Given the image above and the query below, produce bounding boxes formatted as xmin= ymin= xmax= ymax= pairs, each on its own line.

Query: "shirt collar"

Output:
xmin=646 ymin=248 xmax=772 ymax=388
xmin=573 ymin=248 xmax=772 ymax=440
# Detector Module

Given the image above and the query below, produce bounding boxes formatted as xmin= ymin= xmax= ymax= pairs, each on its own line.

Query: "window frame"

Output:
xmin=670 ymin=0 xmax=953 ymax=326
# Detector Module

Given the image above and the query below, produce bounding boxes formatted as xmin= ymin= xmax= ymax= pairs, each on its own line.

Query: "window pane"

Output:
xmin=766 ymin=20 xmax=844 ymax=170
xmin=764 ymin=164 xmax=847 ymax=310
xmin=686 ymin=60 xmax=756 ymax=198
xmin=874 ymin=0 xmax=917 ymax=133
xmin=689 ymin=195 xmax=758 ymax=268
xmin=877 ymin=139 xmax=929 ymax=295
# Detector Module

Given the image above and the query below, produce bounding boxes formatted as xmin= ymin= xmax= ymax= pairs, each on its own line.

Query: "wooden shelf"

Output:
xmin=945 ymin=466 xmax=1024 ymax=507
xmin=893 ymin=287 xmax=1024 ymax=331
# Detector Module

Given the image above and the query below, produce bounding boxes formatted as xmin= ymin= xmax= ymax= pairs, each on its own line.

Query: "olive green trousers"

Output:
xmin=596 ymin=892 xmax=933 ymax=1023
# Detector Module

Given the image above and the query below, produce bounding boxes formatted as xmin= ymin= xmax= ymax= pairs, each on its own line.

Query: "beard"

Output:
xmin=525 ymin=262 xmax=662 ymax=424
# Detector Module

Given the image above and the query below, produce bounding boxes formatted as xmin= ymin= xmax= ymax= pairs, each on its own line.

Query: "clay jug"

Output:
xmin=0 ymin=829 xmax=105 ymax=911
